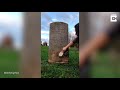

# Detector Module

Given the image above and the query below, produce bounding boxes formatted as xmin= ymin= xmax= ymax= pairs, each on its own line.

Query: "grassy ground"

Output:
xmin=91 ymin=52 xmax=120 ymax=78
xmin=41 ymin=46 xmax=79 ymax=78
xmin=0 ymin=48 xmax=19 ymax=78
xmin=0 ymin=47 xmax=120 ymax=78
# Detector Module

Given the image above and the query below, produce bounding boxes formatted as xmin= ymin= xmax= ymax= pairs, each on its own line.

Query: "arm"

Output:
xmin=79 ymin=32 xmax=110 ymax=67
xmin=63 ymin=41 xmax=74 ymax=50
xmin=62 ymin=37 xmax=78 ymax=52
xmin=79 ymin=22 xmax=120 ymax=67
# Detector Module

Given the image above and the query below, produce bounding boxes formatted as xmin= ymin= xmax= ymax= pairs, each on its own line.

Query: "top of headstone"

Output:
xmin=50 ymin=22 xmax=68 ymax=25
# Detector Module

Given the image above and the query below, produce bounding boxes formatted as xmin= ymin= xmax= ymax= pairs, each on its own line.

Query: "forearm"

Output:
xmin=65 ymin=41 xmax=74 ymax=49
xmin=82 ymin=33 xmax=109 ymax=54
xmin=80 ymin=22 xmax=120 ymax=67
xmin=80 ymin=32 xmax=110 ymax=66
xmin=65 ymin=37 xmax=78 ymax=49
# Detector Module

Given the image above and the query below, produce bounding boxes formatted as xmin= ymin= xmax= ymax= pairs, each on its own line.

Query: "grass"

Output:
xmin=91 ymin=52 xmax=120 ymax=78
xmin=0 ymin=46 xmax=120 ymax=78
xmin=0 ymin=48 xmax=19 ymax=78
xmin=41 ymin=46 xmax=79 ymax=78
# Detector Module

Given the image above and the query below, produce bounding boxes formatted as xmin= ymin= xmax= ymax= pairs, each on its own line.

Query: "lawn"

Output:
xmin=0 ymin=48 xmax=19 ymax=78
xmin=0 ymin=46 xmax=120 ymax=78
xmin=41 ymin=46 xmax=80 ymax=78
xmin=91 ymin=52 xmax=120 ymax=78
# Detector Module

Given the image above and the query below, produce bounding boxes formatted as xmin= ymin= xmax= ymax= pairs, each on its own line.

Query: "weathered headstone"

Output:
xmin=79 ymin=12 xmax=91 ymax=78
xmin=2 ymin=35 xmax=13 ymax=49
xmin=43 ymin=41 xmax=47 ymax=46
xmin=21 ymin=12 xmax=41 ymax=78
xmin=48 ymin=22 xmax=69 ymax=63
xmin=41 ymin=41 xmax=43 ymax=45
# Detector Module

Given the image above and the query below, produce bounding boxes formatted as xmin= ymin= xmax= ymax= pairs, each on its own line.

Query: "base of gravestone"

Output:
xmin=48 ymin=50 xmax=69 ymax=64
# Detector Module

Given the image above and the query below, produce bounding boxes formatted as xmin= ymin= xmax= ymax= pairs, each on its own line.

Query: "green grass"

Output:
xmin=0 ymin=48 xmax=19 ymax=78
xmin=91 ymin=52 xmax=120 ymax=78
xmin=0 ymin=46 xmax=120 ymax=78
xmin=41 ymin=46 xmax=79 ymax=78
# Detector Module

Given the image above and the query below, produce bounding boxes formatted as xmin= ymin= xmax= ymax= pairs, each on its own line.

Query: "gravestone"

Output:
xmin=43 ymin=41 xmax=47 ymax=46
xmin=21 ymin=12 xmax=41 ymax=78
xmin=79 ymin=12 xmax=91 ymax=78
xmin=2 ymin=35 xmax=13 ymax=49
xmin=48 ymin=22 xmax=69 ymax=63
xmin=41 ymin=41 xmax=43 ymax=45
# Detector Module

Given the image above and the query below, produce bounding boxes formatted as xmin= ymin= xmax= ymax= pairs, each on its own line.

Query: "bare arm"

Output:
xmin=64 ymin=41 xmax=74 ymax=50
xmin=79 ymin=21 xmax=120 ymax=67
xmin=62 ymin=37 xmax=78 ymax=52
xmin=79 ymin=32 xmax=110 ymax=67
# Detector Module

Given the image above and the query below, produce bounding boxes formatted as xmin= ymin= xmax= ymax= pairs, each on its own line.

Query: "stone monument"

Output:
xmin=48 ymin=22 xmax=69 ymax=63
